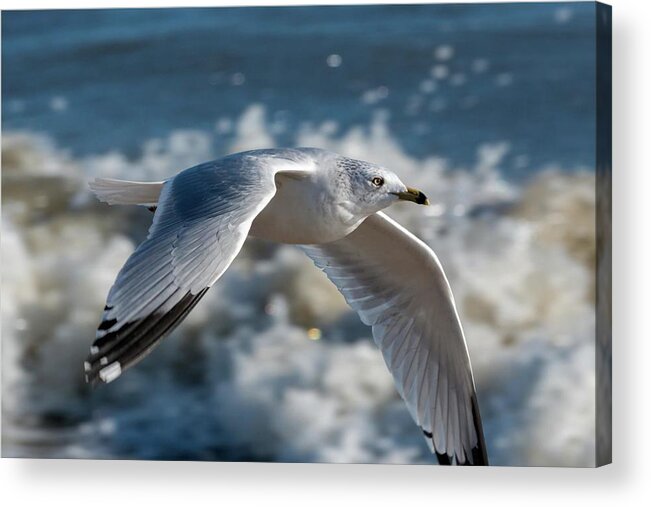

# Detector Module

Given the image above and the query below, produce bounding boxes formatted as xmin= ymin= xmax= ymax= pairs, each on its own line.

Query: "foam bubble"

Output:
xmin=431 ymin=65 xmax=449 ymax=80
xmin=434 ymin=45 xmax=454 ymax=61
xmin=230 ymin=72 xmax=246 ymax=86
xmin=50 ymin=96 xmax=68 ymax=112
xmin=360 ymin=86 xmax=389 ymax=105
xmin=326 ymin=54 xmax=342 ymax=68
xmin=555 ymin=7 xmax=573 ymax=24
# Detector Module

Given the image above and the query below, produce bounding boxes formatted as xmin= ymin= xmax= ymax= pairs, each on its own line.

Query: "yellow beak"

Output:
xmin=393 ymin=187 xmax=429 ymax=205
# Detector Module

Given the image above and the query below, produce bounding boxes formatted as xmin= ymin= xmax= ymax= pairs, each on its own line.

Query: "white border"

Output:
xmin=2 ymin=0 xmax=650 ymax=505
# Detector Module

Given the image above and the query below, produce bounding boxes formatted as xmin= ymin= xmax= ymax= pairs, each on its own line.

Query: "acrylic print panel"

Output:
xmin=1 ymin=2 xmax=611 ymax=467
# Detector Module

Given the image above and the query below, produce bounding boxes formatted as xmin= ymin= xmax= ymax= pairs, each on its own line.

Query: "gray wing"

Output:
xmin=86 ymin=152 xmax=311 ymax=384
xmin=301 ymin=212 xmax=488 ymax=465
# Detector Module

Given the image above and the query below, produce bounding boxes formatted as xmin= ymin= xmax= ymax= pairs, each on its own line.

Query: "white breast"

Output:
xmin=249 ymin=172 xmax=361 ymax=245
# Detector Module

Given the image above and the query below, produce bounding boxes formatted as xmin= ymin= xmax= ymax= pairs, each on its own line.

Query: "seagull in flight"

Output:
xmin=85 ymin=148 xmax=489 ymax=465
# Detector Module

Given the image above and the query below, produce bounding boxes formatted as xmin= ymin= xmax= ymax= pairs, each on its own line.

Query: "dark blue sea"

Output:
xmin=3 ymin=3 xmax=596 ymax=179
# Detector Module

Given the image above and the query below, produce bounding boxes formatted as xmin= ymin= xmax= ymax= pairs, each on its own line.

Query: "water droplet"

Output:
xmin=434 ymin=45 xmax=454 ymax=61
xmin=50 ymin=96 xmax=68 ymax=112
xmin=431 ymin=65 xmax=449 ymax=80
xmin=326 ymin=54 xmax=342 ymax=68
xmin=231 ymin=73 xmax=245 ymax=86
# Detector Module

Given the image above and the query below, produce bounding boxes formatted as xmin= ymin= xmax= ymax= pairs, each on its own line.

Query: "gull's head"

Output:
xmin=334 ymin=156 xmax=429 ymax=216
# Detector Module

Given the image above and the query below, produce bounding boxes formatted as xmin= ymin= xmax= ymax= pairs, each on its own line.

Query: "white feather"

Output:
xmin=302 ymin=212 xmax=486 ymax=464
xmin=89 ymin=178 xmax=165 ymax=207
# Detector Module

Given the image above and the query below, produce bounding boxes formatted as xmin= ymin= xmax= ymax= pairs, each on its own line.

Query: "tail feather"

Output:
xmin=89 ymin=178 xmax=165 ymax=207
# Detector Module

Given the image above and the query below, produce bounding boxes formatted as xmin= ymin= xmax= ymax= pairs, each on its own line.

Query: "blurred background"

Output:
xmin=2 ymin=3 xmax=597 ymax=465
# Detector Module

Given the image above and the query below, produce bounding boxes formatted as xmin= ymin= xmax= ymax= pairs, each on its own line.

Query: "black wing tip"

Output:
xmin=435 ymin=448 xmax=488 ymax=466
xmin=469 ymin=445 xmax=489 ymax=466
xmin=470 ymin=392 xmax=490 ymax=465
xmin=433 ymin=446 xmax=488 ymax=466
xmin=84 ymin=288 xmax=209 ymax=385
xmin=423 ymin=394 xmax=490 ymax=466
xmin=436 ymin=451 xmax=452 ymax=466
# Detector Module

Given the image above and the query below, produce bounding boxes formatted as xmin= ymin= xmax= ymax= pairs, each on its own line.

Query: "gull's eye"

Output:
xmin=371 ymin=177 xmax=384 ymax=187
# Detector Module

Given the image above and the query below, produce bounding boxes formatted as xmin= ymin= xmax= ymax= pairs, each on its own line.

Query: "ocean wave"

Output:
xmin=1 ymin=106 xmax=596 ymax=465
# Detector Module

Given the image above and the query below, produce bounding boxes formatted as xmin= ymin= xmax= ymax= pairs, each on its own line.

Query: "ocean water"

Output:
xmin=2 ymin=3 xmax=598 ymax=466
xmin=3 ymin=3 xmax=595 ymax=177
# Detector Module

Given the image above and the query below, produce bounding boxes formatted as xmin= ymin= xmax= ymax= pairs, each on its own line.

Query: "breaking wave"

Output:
xmin=1 ymin=105 xmax=596 ymax=465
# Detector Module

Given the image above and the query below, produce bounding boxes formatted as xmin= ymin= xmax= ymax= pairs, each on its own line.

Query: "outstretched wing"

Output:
xmin=301 ymin=212 xmax=488 ymax=465
xmin=86 ymin=151 xmax=312 ymax=384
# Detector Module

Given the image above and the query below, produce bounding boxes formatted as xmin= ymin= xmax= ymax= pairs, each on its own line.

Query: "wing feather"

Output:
xmin=301 ymin=211 xmax=488 ymax=465
xmin=86 ymin=151 xmax=312 ymax=384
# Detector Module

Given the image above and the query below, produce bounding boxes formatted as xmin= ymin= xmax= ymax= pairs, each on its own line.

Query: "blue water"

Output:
xmin=2 ymin=3 xmax=596 ymax=179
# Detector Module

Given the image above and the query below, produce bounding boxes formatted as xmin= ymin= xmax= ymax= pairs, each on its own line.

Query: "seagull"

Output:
xmin=85 ymin=148 xmax=488 ymax=465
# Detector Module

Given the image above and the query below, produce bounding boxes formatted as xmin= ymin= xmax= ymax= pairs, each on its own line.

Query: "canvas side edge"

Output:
xmin=595 ymin=0 xmax=612 ymax=468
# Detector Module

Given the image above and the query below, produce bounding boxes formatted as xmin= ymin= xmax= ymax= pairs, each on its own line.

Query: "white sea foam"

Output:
xmin=1 ymin=105 xmax=596 ymax=465
xmin=361 ymin=86 xmax=389 ymax=105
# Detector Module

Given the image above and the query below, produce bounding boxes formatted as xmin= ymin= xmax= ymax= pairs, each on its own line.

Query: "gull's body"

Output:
xmin=249 ymin=149 xmax=363 ymax=244
xmin=86 ymin=147 xmax=488 ymax=466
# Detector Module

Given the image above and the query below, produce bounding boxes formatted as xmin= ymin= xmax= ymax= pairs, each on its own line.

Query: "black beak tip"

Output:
xmin=417 ymin=192 xmax=429 ymax=205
